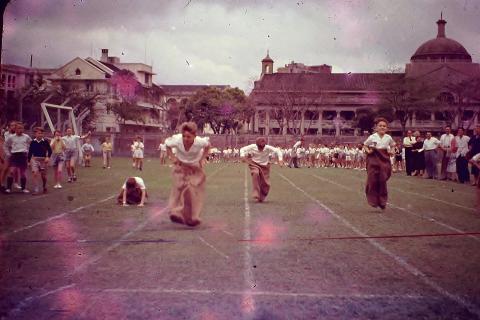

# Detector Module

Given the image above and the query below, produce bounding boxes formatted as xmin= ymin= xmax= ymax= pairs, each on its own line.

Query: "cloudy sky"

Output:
xmin=3 ymin=0 xmax=480 ymax=92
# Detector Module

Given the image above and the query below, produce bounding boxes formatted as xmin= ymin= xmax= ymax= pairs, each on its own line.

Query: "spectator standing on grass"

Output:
xmin=165 ymin=122 xmax=210 ymax=227
xmin=28 ymin=127 xmax=52 ymax=195
xmin=118 ymin=176 xmax=147 ymax=207
xmin=158 ymin=139 xmax=167 ymax=165
xmin=446 ymin=135 xmax=458 ymax=182
xmin=455 ymin=128 xmax=471 ymax=184
xmin=102 ymin=136 xmax=113 ymax=169
xmin=3 ymin=123 xmax=31 ymax=194
xmin=363 ymin=117 xmax=396 ymax=210
xmin=50 ymin=130 xmax=66 ymax=189
xmin=2 ymin=121 xmax=20 ymax=189
xmin=422 ymin=132 xmax=440 ymax=179
xmin=240 ymin=137 xmax=284 ymax=203
xmin=131 ymin=136 xmax=144 ymax=171
xmin=468 ymin=153 xmax=480 ymax=212
xmin=411 ymin=131 xmax=425 ymax=177
xmin=0 ymin=134 xmax=6 ymax=191
xmin=403 ymin=130 xmax=416 ymax=176
xmin=468 ymin=125 xmax=480 ymax=186
xmin=438 ymin=126 xmax=454 ymax=180
xmin=289 ymin=136 xmax=304 ymax=168
xmin=63 ymin=128 xmax=91 ymax=183
xmin=81 ymin=138 xmax=94 ymax=167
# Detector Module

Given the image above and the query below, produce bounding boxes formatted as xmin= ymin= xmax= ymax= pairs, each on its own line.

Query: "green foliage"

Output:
xmin=184 ymin=87 xmax=251 ymax=134
xmin=107 ymin=100 xmax=145 ymax=125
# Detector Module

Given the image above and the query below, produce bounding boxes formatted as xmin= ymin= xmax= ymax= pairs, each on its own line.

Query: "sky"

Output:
xmin=3 ymin=0 xmax=480 ymax=92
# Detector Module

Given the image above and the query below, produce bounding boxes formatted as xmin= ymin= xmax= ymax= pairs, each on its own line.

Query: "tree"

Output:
xmin=184 ymin=87 xmax=249 ymax=134
xmin=107 ymin=100 xmax=145 ymax=125
xmin=436 ymin=77 xmax=480 ymax=129
xmin=379 ymin=76 xmax=437 ymax=135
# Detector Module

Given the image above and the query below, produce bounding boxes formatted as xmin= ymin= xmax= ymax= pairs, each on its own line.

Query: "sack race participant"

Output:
xmin=118 ymin=176 xmax=147 ymax=207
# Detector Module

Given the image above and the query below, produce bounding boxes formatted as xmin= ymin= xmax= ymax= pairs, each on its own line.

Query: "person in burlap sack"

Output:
xmin=240 ymin=137 xmax=284 ymax=202
xmin=165 ymin=122 xmax=210 ymax=227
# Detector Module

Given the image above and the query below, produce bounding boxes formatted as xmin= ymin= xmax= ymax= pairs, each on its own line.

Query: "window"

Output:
xmin=1 ymin=74 xmax=5 ymax=86
xmin=7 ymin=75 xmax=11 ymax=87
xmin=86 ymin=81 xmax=93 ymax=92
xmin=12 ymin=76 xmax=16 ymax=88
xmin=144 ymin=73 xmax=150 ymax=85
xmin=75 ymin=68 xmax=81 ymax=76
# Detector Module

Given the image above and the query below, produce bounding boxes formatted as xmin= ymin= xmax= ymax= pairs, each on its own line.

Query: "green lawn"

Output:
xmin=1 ymin=157 xmax=479 ymax=319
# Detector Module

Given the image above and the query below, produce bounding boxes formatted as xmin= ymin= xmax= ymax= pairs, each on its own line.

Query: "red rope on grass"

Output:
xmin=238 ymin=232 xmax=480 ymax=242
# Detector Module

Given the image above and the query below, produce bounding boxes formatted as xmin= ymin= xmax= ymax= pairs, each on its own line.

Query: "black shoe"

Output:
xmin=379 ymin=205 xmax=386 ymax=210
xmin=185 ymin=219 xmax=201 ymax=227
xmin=170 ymin=215 xmax=184 ymax=224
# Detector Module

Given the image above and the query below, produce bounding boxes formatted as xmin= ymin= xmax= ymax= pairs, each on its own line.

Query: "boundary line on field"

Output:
xmin=276 ymin=171 xmax=480 ymax=319
xmin=198 ymin=236 xmax=229 ymax=259
xmin=8 ymin=164 xmax=227 ymax=316
xmin=71 ymin=164 xmax=226 ymax=275
xmin=307 ymin=172 xmax=480 ymax=242
xmin=16 ymin=180 xmax=110 ymax=204
xmin=344 ymin=172 xmax=476 ymax=212
xmin=4 ymin=194 xmax=116 ymax=236
xmin=243 ymin=167 xmax=256 ymax=315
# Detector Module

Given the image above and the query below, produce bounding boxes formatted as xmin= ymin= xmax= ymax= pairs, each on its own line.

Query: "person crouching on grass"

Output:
xmin=240 ymin=137 xmax=284 ymax=202
xmin=165 ymin=122 xmax=210 ymax=227
xmin=28 ymin=127 xmax=52 ymax=195
xmin=363 ymin=117 xmax=396 ymax=210
xmin=118 ymin=176 xmax=147 ymax=207
xmin=50 ymin=130 xmax=66 ymax=189
xmin=469 ymin=153 xmax=480 ymax=212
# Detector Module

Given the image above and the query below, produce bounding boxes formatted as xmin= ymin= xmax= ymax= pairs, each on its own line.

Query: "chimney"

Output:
xmin=101 ymin=49 xmax=109 ymax=62
xmin=436 ymin=13 xmax=446 ymax=38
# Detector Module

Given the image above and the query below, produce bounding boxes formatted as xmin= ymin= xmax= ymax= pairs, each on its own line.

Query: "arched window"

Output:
xmin=75 ymin=68 xmax=81 ymax=76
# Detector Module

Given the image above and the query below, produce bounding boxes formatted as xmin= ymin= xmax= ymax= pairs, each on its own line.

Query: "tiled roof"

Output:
xmin=252 ymin=73 xmax=404 ymax=92
xmin=97 ymin=61 xmax=121 ymax=72
xmin=160 ymin=84 xmax=230 ymax=94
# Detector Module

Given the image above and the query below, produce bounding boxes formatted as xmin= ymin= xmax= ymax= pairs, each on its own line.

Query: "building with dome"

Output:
xmin=249 ymin=17 xmax=480 ymax=139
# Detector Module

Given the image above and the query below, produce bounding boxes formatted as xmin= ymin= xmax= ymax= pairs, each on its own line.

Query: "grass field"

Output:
xmin=1 ymin=157 xmax=480 ymax=319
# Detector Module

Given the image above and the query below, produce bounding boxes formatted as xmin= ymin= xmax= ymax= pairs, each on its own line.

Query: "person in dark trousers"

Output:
xmin=454 ymin=128 xmax=471 ymax=184
xmin=403 ymin=130 xmax=415 ymax=176
xmin=468 ymin=125 xmax=480 ymax=186
xmin=28 ymin=127 xmax=52 ymax=195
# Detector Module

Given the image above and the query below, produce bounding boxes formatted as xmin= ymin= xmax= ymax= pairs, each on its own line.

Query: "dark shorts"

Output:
xmin=10 ymin=152 xmax=28 ymax=170
xmin=395 ymin=155 xmax=402 ymax=161
xmin=52 ymin=153 xmax=65 ymax=167
xmin=65 ymin=149 xmax=78 ymax=162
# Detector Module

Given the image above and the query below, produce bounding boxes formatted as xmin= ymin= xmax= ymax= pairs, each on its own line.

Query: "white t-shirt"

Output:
xmin=122 ymin=177 xmax=146 ymax=190
xmin=364 ymin=133 xmax=395 ymax=150
xmin=165 ymin=133 xmax=210 ymax=164
xmin=240 ymin=144 xmax=283 ymax=165
xmin=471 ymin=153 xmax=480 ymax=162
xmin=62 ymin=135 xmax=81 ymax=150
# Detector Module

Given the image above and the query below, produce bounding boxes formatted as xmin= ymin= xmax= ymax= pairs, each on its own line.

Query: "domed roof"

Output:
xmin=411 ymin=18 xmax=472 ymax=62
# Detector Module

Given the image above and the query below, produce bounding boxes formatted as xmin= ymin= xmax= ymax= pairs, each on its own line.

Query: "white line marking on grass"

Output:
xmin=95 ymin=287 xmax=440 ymax=300
xmin=221 ymin=229 xmax=235 ymax=237
xmin=277 ymin=172 xmax=480 ymax=318
xmin=198 ymin=236 xmax=229 ymax=259
xmin=17 ymin=180 xmax=108 ymax=204
xmin=9 ymin=284 xmax=76 ymax=316
xmin=71 ymin=206 xmax=171 ymax=274
xmin=71 ymin=165 xmax=226 ymax=275
xmin=6 ymin=195 xmax=116 ymax=236
xmin=346 ymin=173 xmax=475 ymax=212
xmin=243 ymin=167 xmax=256 ymax=314
xmin=308 ymin=173 xmax=480 ymax=242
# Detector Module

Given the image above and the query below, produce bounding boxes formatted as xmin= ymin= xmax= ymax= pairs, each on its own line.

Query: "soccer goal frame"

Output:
xmin=41 ymin=102 xmax=79 ymax=135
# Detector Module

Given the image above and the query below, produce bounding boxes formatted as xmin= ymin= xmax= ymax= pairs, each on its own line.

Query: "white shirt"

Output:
xmin=82 ymin=143 xmax=94 ymax=152
xmin=122 ymin=177 xmax=146 ymax=190
xmin=455 ymin=135 xmax=470 ymax=157
xmin=4 ymin=133 xmax=32 ymax=156
xmin=403 ymin=136 xmax=416 ymax=147
xmin=158 ymin=143 xmax=167 ymax=152
xmin=439 ymin=133 xmax=454 ymax=149
xmin=62 ymin=135 xmax=81 ymax=150
xmin=240 ymin=144 xmax=283 ymax=165
xmin=472 ymin=153 xmax=480 ymax=162
xmin=364 ymin=133 xmax=395 ymax=150
xmin=165 ymin=133 xmax=210 ymax=164
xmin=422 ymin=137 xmax=440 ymax=151
xmin=132 ymin=141 xmax=144 ymax=150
